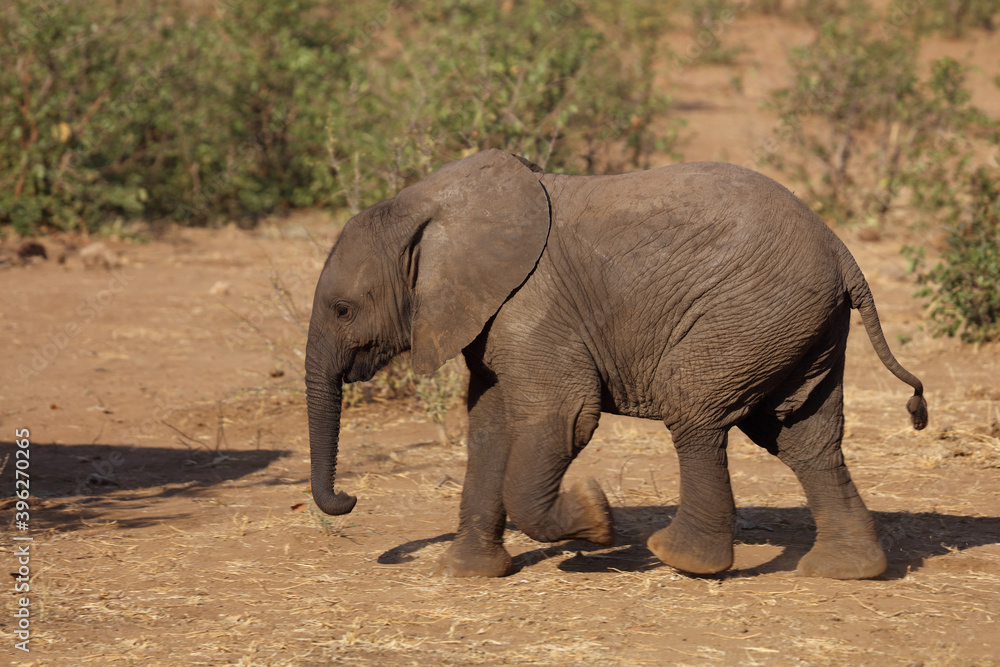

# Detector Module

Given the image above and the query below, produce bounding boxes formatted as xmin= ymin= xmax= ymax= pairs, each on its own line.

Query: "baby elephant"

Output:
xmin=305 ymin=150 xmax=927 ymax=579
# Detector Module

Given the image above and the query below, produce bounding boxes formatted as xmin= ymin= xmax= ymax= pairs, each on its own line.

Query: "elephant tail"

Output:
xmin=837 ymin=243 xmax=928 ymax=430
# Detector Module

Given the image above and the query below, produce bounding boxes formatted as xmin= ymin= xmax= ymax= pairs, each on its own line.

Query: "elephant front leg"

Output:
xmin=647 ymin=427 xmax=736 ymax=574
xmin=434 ymin=376 xmax=514 ymax=578
xmin=501 ymin=399 xmax=615 ymax=547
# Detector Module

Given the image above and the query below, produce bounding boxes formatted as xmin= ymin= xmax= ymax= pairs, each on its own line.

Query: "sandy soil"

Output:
xmin=3 ymin=10 xmax=1000 ymax=667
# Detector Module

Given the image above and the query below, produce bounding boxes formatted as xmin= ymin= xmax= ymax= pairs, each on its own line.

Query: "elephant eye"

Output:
xmin=334 ymin=302 xmax=352 ymax=321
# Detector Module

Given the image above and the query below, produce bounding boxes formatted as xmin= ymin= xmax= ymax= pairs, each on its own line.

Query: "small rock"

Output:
xmin=858 ymin=227 xmax=881 ymax=242
xmin=209 ymin=280 xmax=231 ymax=296
xmin=269 ymin=368 xmax=285 ymax=378
xmin=80 ymin=242 xmax=122 ymax=270
xmin=18 ymin=240 xmax=48 ymax=261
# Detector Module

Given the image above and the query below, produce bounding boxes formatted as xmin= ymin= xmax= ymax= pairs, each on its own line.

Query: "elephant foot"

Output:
xmin=797 ymin=541 xmax=886 ymax=580
xmin=647 ymin=520 xmax=734 ymax=575
xmin=433 ymin=541 xmax=513 ymax=578
xmin=554 ymin=478 xmax=615 ymax=546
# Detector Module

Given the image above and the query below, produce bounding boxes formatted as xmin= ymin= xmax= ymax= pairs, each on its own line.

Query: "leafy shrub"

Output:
xmin=168 ymin=1 xmax=347 ymax=223
xmin=765 ymin=2 xmax=994 ymax=226
xmin=767 ymin=1 xmax=913 ymax=222
xmin=415 ymin=358 xmax=468 ymax=444
xmin=799 ymin=0 xmax=999 ymax=36
xmin=911 ymin=0 xmax=999 ymax=37
xmin=681 ymin=0 xmax=748 ymax=66
xmin=342 ymin=355 xmax=468 ymax=440
xmin=906 ymin=167 xmax=1000 ymax=343
xmin=2 ymin=0 xmax=678 ymax=233
xmin=328 ymin=0 xmax=677 ymax=209
xmin=0 ymin=0 xmax=348 ymax=231
xmin=770 ymin=3 xmax=1000 ymax=343
xmin=342 ymin=357 xmax=417 ymax=408
xmin=2 ymin=1 xmax=155 ymax=233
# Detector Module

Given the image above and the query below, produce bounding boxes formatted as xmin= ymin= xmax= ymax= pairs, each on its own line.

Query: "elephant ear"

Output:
xmin=394 ymin=150 xmax=551 ymax=375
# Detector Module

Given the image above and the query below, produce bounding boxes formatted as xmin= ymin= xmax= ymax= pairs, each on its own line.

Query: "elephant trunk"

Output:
xmin=306 ymin=367 xmax=357 ymax=515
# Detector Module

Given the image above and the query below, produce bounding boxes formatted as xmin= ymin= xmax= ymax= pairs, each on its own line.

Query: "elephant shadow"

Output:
xmin=1 ymin=440 xmax=287 ymax=532
xmin=379 ymin=505 xmax=1000 ymax=580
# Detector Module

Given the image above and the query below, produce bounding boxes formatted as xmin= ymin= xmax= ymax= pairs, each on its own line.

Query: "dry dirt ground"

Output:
xmin=4 ymin=12 xmax=1000 ymax=667
xmin=3 ymin=214 xmax=1000 ymax=667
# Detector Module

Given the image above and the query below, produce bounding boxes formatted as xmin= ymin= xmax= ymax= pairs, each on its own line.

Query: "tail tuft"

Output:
xmin=906 ymin=394 xmax=928 ymax=431
xmin=838 ymin=242 xmax=928 ymax=431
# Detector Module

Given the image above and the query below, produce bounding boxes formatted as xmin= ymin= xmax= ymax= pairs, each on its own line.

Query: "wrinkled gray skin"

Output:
xmin=306 ymin=150 xmax=928 ymax=579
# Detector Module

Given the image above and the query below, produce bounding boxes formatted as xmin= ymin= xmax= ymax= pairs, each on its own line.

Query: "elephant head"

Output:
xmin=305 ymin=150 xmax=551 ymax=515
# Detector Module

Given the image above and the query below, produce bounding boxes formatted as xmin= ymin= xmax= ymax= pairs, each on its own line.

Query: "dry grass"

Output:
xmin=11 ymin=374 xmax=1000 ymax=666
xmin=11 ymin=334 xmax=999 ymax=666
xmin=6 ymin=197 xmax=1000 ymax=667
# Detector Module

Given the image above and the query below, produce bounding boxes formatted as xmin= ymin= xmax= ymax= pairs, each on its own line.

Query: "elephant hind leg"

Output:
xmin=502 ymin=396 xmax=615 ymax=546
xmin=647 ymin=425 xmax=735 ymax=574
xmin=739 ymin=361 xmax=886 ymax=580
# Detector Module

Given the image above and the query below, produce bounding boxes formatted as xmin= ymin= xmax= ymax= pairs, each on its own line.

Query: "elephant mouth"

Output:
xmin=345 ymin=366 xmax=377 ymax=383
xmin=344 ymin=354 xmax=380 ymax=383
xmin=344 ymin=345 xmax=398 ymax=384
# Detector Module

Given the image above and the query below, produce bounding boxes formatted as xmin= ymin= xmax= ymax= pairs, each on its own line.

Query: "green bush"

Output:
xmin=342 ymin=357 xmax=417 ymax=408
xmin=911 ymin=0 xmax=999 ymax=37
xmin=415 ymin=358 xmax=468 ymax=444
xmin=328 ymin=0 xmax=677 ymax=209
xmin=0 ymin=0 xmax=348 ymax=231
xmin=681 ymin=0 xmax=747 ymax=66
xmin=800 ymin=0 xmax=999 ymax=37
xmin=2 ymin=0 xmax=678 ymax=233
xmin=765 ymin=2 xmax=994 ymax=226
xmin=770 ymin=3 xmax=1000 ymax=344
xmin=906 ymin=168 xmax=1000 ymax=343
xmin=168 ymin=1 xmax=347 ymax=223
